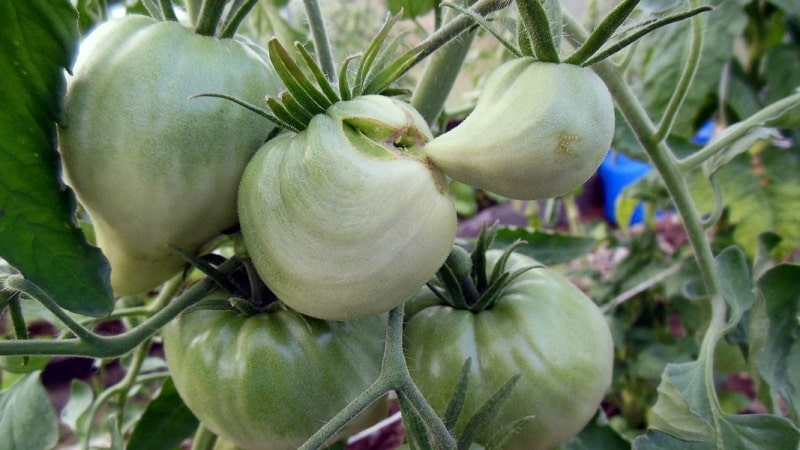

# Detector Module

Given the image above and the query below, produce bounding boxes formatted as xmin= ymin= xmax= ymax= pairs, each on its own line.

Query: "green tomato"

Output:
xmin=424 ymin=59 xmax=615 ymax=200
xmin=404 ymin=250 xmax=614 ymax=450
xmin=238 ymin=95 xmax=457 ymax=321
xmin=58 ymin=15 xmax=281 ymax=296
xmin=162 ymin=293 xmax=388 ymax=450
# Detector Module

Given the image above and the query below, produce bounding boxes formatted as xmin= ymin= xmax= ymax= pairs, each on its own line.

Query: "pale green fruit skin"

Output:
xmin=238 ymin=95 xmax=457 ymax=321
xmin=424 ymin=59 xmax=615 ymax=200
xmin=58 ymin=15 xmax=281 ymax=296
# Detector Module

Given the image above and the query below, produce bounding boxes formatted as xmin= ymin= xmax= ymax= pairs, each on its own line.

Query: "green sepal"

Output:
xmin=295 ymin=42 xmax=340 ymax=105
xmin=397 ymin=390 xmax=433 ymax=450
xmin=267 ymin=38 xmax=332 ymax=119
xmin=443 ymin=357 xmax=473 ymax=432
xmin=457 ymin=374 xmax=522 ymax=449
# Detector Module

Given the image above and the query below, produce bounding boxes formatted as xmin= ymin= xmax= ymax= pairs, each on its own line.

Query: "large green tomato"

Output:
xmin=404 ymin=250 xmax=614 ymax=450
xmin=162 ymin=293 xmax=387 ymax=450
xmin=424 ymin=59 xmax=614 ymax=200
xmin=58 ymin=15 xmax=281 ymax=296
xmin=238 ymin=95 xmax=457 ymax=321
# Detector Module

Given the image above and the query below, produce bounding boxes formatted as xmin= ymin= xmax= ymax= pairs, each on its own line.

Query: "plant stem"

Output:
xmin=411 ymin=0 xmax=480 ymax=125
xmin=194 ymin=0 xmax=227 ymax=37
xmin=298 ymin=379 xmax=390 ymax=450
xmin=0 ymin=259 xmax=239 ymax=357
xmin=5 ymin=276 xmax=103 ymax=345
xmin=160 ymin=0 xmax=178 ymax=21
xmin=654 ymin=0 xmax=704 ymax=142
xmin=303 ymin=0 xmax=337 ymax=81
xmin=565 ymin=0 xmax=640 ymax=66
xmin=81 ymin=339 xmax=152 ymax=450
xmin=141 ymin=0 xmax=164 ymax=20
xmin=677 ymin=91 xmax=800 ymax=173
xmin=219 ymin=0 xmax=259 ymax=38
xmin=515 ymin=0 xmax=560 ymax=62
xmin=301 ymin=306 xmax=456 ymax=449
xmin=406 ymin=0 xmax=513 ymax=76
xmin=564 ymin=9 xmax=727 ymax=417
xmin=383 ymin=306 xmax=457 ymax=449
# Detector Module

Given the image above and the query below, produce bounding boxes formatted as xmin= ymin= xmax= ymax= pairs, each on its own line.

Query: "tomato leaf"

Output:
xmin=632 ymin=0 xmax=748 ymax=138
xmin=386 ymin=0 xmax=435 ymax=19
xmin=59 ymin=379 xmax=94 ymax=434
xmin=0 ymin=0 xmax=113 ymax=317
xmin=756 ymin=263 xmax=800 ymax=421
xmin=0 ymin=372 xmax=59 ymax=450
xmin=648 ymin=362 xmax=716 ymax=442
xmin=689 ymin=148 xmax=800 ymax=259
xmin=643 ymin=359 xmax=800 ymax=447
xmin=492 ymin=227 xmax=595 ymax=265
xmin=127 ymin=377 xmax=199 ymax=450
xmin=562 ymin=411 xmax=631 ymax=449
xmin=714 ymin=246 xmax=754 ymax=329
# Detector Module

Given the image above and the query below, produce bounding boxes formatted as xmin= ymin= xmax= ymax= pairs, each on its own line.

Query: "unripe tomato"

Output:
xmin=238 ymin=95 xmax=457 ymax=321
xmin=424 ymin=59 xmax=615 ymax=200
xmin=162 ymin=292 xmax=387 ymax=450
xmin=404 ymin=250 xmax=614 ymax=450
xmin=58 ymin=15 xmax=281 ymax=295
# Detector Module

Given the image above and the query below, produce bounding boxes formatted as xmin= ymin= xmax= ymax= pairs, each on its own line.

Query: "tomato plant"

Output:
xmin=404 ymin=232 xmax=614 ymax=450
xmin=162 ymin=291 xmax=388 ymax=450
xmin=2 ymin=0 xmax=800 ymax=450
xmin=59 ymin=14 xmax=282 ymax=296
xmin=424 ymin=58 xmax=614 ymax=200
xmin=238 ymin=94 xmax=457 ymax=321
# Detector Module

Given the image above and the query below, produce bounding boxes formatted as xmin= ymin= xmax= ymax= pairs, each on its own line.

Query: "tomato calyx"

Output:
xmin=428 ymin=226 xmax=541 ymax=312
xmin=172 ymin=241 xmax=281 ymax=315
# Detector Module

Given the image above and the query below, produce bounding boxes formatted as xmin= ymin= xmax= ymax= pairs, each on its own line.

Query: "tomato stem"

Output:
xmin=564 ymin=0 xmax=639 ymax=66
xmin=218 ymin=0 xmax=259 ymax=39
xmin=302 ymin=0 xmax=337 ymax=81
xmin=515 ymin=0 xmax=560 ymax=62
xmin=194 ymin=0 xmax=226 ymax=37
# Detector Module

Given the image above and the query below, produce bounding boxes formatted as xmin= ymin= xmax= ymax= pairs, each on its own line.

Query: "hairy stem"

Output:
xmin=194 ymin=0 xmax=227 ymax=37
xmin=303 ymin=0 xmax=337 ymax=80
xmin=678 ymin=91 xmax=800 ymax=173
xmin=0 ymin=259 xmax=239 ymax=357
xmin=654 ymin=0 xmax=704 ymax=142
xmin=564 ymin=9 xmax=726 ymax=417
xmin=411 ymin=0 xmax=480 ymax=125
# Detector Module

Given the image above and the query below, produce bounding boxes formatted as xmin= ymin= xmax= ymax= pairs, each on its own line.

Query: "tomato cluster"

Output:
xmin=60 ymin=8 xmax=616 ymax=450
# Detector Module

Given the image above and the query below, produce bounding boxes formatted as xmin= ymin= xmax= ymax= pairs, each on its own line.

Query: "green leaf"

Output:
xmin=0 ymin=0 xmax=113 ymax=317
xmin=562 ymin=410 xmax=631 ymax=449
xmin=492 ymin=227 xmax=596 ymax=265
xmin=632 ymin=0 xmax=748 ymax=138
xmin=0 ymin=372 xmax=59 ymax=450
xmin=127 ymin=377 xmax=200 ymax=450
xmin=756 ymin=263 xmax=800 ymax=421
xmin=689 ymin=148 xmax=800 ymax=259
xmin=60 ymin=379 xmax=94 ymax=433
xmin=645 ymin=356 xmax=800 ymax=447
xmin=714 ymin=246 xmax=754 ymax=329
xmin=717 ymin=413 xmax=800 ymax=448
xmin=633 ymin=430 xmax=717 ymax=449
xmin=648 ymin=362 xmax=716 ymax=441
xmin=386 ymin=0 xmax=435 ymax=18
xmin=701 ymin=125 xmax=781 ymax=178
